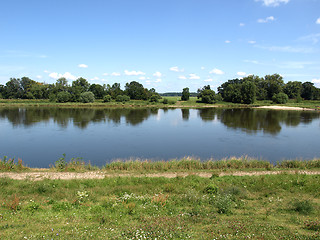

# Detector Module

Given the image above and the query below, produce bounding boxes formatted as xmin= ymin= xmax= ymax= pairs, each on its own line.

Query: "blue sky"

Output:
xmin=1 ymin=0 xmax=320 ymax=92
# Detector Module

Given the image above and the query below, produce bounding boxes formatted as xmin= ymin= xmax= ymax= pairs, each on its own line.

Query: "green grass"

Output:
xmin=0 ymin=174 xmax=319 ymax=239
xmin=1 ymin=97 xmax=319 ymax=109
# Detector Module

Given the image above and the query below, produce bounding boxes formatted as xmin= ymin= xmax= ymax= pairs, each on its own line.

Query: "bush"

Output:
xmin=213 ymin=194 xmax=233 ymax=214
xmin=204 ymin=184 xmax=218 ymax=194
xmin=57 ymin=91 xmax=71 ymax=103
xmin=149 ymin=94 xmax=159 ymax=103
xmin=79 ymin=91 xmax=95 ymax=103
xmin=103 ymin=94 xmax=112 ymax=102
xmin=162 ymin=98 xmax=169 ymax=104
xmin=272 ymin=92 xmax=288 ymax=104
xmin=116 ymin=95 xmax=130 ymax=102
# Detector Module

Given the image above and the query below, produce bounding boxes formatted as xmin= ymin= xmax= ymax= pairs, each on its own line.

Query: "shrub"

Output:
xmin=272 ymin=92 xmax=289 ymax=104
xmin=49 ymin=93 xmax=57 ymax=102
xmin=103 ymin=94 xmax=112 ymax=102
xmin=204 ymin=184 xmax=218 ymax=194
xmin=162 ymin=98 xmax=169 ymax=104
xmin=79 ymin=91 xmax=95 ymax=103
xmin=149 ymin=94 xmax=159 ymax=102
xmin=116 ymin=95 xmax=130 ymax=102
xmin=212 ymin=194 xmax=233 ymax=214
xmin=56 ymin=91 xmax=71 ymax=103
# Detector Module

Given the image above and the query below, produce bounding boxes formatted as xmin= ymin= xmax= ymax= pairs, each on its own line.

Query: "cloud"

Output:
xmin=111 ymin=72 xmax=121 ymax=76
xmin=153 ymin=71 xmax=162 ymax=77
xmin=91 ymin=77 xmax=99 ymax=81
xmin=139 ymin=76 xmax=146 ymax=80
xmin=204 ymin=78 xmax=213 ymax=82
xmin=244 ymin=60 xmax=260 ymax=64
xmin=256 ymin=0 xmax=289 ymax=7
xmin=49 ymin=72 xmax=78 ymax=80
xmin=248 ymin=40 xmax=256 ymax=44
xmin=36 ymin=75 xmax=42 ymax=79
xmin=124 ymin=70 xmax=146 ymax=76
xmin=239 ymin=23 xmax=245 ymax=27
xmin=155 ymin=79 xmax=162 ymax=83
xmin=209 ymin=68 xmax=224 ymax=75
xmin=257 ymin=16 xmax=275 ymax=23
xmin=317 ymin=18 xmax=320 ymax=24
xmin=201 ymin=67 xmax=205 ymax=70
xmin=298 ymin=33 xmax=320 ymax=44
xmin=237 ymin=72 xmax=247 ymax=76
xmin=225 ymin=40 xmax=231 ymax=43
xmin=312 ymin=78 xmax=320 ymax=87
xmin=102 ymin=73 xmax=109 ymax=76
xmin=255 ymin=45 xmax=314 ymax=53
xmin=78 ymin=64 xmax=88 ymax=68
xmin=178 ymin=75 xmax=187 ymax=80
xmin=189 ymin=74 xmax=200 ymax=80
xmin=169 ymin=66 xmax=183 ymax=72
xmin=43 ymin=70 xmax=49 ymax=73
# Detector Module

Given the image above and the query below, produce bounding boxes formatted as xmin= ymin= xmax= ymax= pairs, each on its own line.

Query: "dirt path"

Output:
xmin=0 ymin=170 xmax=319 ymax=181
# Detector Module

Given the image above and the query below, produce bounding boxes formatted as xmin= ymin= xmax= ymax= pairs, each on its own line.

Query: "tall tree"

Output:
xmin=181 ymin=87 xmax=190 ymax=101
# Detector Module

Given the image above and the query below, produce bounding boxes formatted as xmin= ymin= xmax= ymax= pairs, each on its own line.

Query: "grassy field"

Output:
xmin=1 ymin=97 xmax=320 ymax=109
xmin=0 ymin=173 xmax=319 ymax=239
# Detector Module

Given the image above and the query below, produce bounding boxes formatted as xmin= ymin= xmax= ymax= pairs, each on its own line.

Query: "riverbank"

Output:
xmin=1 ymin=97 xmax=320 ymax=110
xmin=0 ymin=173 xmax=319 ymax=239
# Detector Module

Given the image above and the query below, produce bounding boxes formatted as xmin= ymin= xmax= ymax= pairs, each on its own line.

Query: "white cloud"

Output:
xmin=155 ymin=79 xmax=162 ymax=83
xmin=91 ymin=77 xmax=99 ymax=81
xmin=255 ymin=45 xmax=314 ymax=53
xmin=204 ymin=78 xmax=213 ymax=82
xmin=299 ymin=33 xmax=320 ymax=44
xmin=317 ymin=18 xmax=320 ymax=24
xmin=209 ymin=68 xmax=224 ymax=75
xmin=189 ymin=74 xmax=200 ymax=80
xmin=248 ymin=40 xmax=256 ymax=44
xmin=256 ymin=0 xmax=289 ymax=7
xmin=201 ymin=67 xmax=205 ymax=70
xmin=178 ymin=75 xmax=187 ymax=80
xmin=36 ymin=75 xmax=42 ymax=79
xmin=169 ymin=66 xmax=183 ymax=72
xmin=43 ymin=70 xmax=49 ymax=73
xmin=139 ymin=76 xmax=146 ymax=80
xmin=225 ymin=40 xmax=231 ymax=43
xmin=240 ymin=23 xmax=245 ymax=27
xmin=237 ymin=72 xmax=247 ymax=76
xmin=49 ymin=72 xmax=78 ymax=80
xmin=258 ymin=16 xmax=275 ymax=23
xmin=102 ymin=73 xmax=109 ymax=76
xmin=244 ymin=60 xmax=260 ymax=64
xmin=312 ymin=78 xmax=320 ymax=87
xmin=78 ymin=64 xmax=88 ymax=68
xmin=124 ymin=70 xmax=146 ymax=76
xmin=111 ymin=72 xmax=121 ymax=76
xmin=153 ymin=71 xmax=162 ymax=77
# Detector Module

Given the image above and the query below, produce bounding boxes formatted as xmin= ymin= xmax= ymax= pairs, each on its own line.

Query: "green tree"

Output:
xmin=57 ymin=91 xmax=71 ymax=103
xmin=301 ymin=82 xmax=319 ymax=100
xmin=72 ymin=77 xmax=90 ymax=92
xmin=198 ymin=86 xmax=216 ymax=103
xmin=5 ymin=78 xmax=23 ymax=99
xmin=241 ymin=81 xmax=256 ymax=104
xmin=107 ymin=83 xmax=123 ymax=99
xmin=89 ymin=84 xmax=105 ymax=99
xmin=125 ymin=81 xmax=148 ymax=100
xmin=264 ymin=74 xmax=284 ymax=100
xmin=283 ymin=81 xmax=302 ymax=99
xmin=181 ymin=87 xmax=190 ymax=101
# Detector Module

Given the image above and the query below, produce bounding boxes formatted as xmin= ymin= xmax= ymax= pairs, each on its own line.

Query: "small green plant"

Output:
xmin=204 ymin=184 xmax=218 ymax=194
xmin=55 ymin=154 xmax=67 ymax=170
xmin=213 ymin=193 xmax=233 ymax=214
xmin=291 ymin=199 xmax=314 ymax=214
xmin=76 ymin=190 xmax=89 ymax=204
xmin=25 ymin=200 xmax=40 ymax=213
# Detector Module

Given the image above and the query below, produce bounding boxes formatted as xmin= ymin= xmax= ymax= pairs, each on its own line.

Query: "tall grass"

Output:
xmin=0 ymin=156 xmax=27 ymax=171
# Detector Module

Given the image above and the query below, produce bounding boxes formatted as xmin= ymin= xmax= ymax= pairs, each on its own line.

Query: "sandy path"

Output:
xmin=0 ymin=170 xmax=319 ymax=181
xmin=254 ymin=106 xmax=315 ymax=111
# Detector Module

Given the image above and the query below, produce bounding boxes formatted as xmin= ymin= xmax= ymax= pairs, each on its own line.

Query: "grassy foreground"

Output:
xmin=1 ymin=97 xmax=320 ymax=109
xmin=0 ymin=173 xmax=319 ymax=239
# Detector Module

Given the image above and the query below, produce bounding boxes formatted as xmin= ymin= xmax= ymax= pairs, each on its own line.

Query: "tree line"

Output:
xmin=196 ymin=74 xmax=320 ymax=104
xmin=0 ymin=77 xmax=160 ymax=103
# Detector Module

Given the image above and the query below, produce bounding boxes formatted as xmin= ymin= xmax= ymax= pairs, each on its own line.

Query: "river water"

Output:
xmin=0 ymin=107 xmax=319 ymax=167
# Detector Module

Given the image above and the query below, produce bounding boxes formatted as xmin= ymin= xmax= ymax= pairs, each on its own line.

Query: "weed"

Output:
xmin=212 ymin=193 xmax=233 ymax=214
xmin=6 ymin=194 xmax=21 ymax=211
xmin=291 ymin=199 xmax=314 ymax=214
xmin=204 ymin=183 xmax=218 ymax=194
xmin=304 ymin=220 xmax=320 ymax=231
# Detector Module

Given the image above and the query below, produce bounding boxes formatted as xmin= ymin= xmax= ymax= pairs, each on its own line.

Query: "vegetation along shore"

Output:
xmin=0 ymin=157 xmax=319 ymax=239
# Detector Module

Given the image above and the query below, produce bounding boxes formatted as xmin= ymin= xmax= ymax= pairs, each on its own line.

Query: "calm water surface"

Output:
xmin=0 ymin=107 xmax=319 ymax=167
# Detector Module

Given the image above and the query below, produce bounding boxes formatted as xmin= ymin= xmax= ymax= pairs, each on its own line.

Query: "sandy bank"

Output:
xmin=254 ymin=106 xmax=315 ymax=111
xmin=0 ymin=170 xmax=319 ymax=181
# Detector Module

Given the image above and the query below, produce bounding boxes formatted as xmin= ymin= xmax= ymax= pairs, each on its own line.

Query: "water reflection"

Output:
xmin=197 ymin=108 xmax=319 ymax=135
xmin=0 ymin=107 xmax=319 ymax=134
xmin=0 ymin=107 xmax=159 ymax=129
